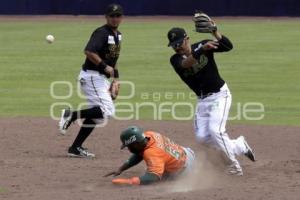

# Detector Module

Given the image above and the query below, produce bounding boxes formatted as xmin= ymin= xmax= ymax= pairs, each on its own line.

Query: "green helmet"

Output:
xmin=120 ymin=126 xmax=145 ymax=149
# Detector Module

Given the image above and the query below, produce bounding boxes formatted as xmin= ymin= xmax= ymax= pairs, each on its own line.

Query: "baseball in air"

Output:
xmin=46 ymin=34 xmax=55 ymax=43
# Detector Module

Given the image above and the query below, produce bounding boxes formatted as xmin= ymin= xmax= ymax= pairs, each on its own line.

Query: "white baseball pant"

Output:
xmin=78 ymin=69 xmax=115 ymax=122
xmin=194 ymin=83 xmax=248 ymax=170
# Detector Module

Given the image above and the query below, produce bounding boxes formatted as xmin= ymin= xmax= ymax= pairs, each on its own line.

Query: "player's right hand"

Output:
xmin=104 ymin=65 xmax=114 ymax=77
xmin=103 ymin=169 xmax=122 ymax=177
xmin=202 ymin=41 xmax=219 ymax=50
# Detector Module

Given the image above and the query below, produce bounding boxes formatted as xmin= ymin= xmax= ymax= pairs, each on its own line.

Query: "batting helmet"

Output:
xmin=120 ymin=126 xmax=145 ymax=149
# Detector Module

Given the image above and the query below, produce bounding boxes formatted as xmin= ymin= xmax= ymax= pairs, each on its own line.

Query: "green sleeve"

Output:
xmin=139 ymin=172 xmax=160 ymax=185
xmin=120 ymin=154 xmax=143 ymax=172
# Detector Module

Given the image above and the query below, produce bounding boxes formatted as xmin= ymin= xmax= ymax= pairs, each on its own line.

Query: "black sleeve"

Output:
xmin=114 ymin=69 xmax=119 ymax=78
xmin=120 ymin=154 xmax=143 ymax=172
xmin=170 ymin=54 xmax=184 ymax=70
xmin=139 ymin=172 xmax=160 ymax=185
xmin=212 ymin=35 xmax=233 ymax=52
xmin=84 ymin=30 xmax=106 ymax=53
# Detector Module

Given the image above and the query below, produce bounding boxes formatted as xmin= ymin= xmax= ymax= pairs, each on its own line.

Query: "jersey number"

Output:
xmin=165 ymin=146 xmax=180 ymax=160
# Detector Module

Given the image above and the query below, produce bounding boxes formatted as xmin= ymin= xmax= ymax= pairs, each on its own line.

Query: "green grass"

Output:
xmin=0 ymin=18 xmax=299 ymax=126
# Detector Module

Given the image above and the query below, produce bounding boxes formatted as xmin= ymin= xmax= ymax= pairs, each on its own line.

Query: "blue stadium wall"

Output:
xmin=0 ymin=0 xmax=299 ymax=16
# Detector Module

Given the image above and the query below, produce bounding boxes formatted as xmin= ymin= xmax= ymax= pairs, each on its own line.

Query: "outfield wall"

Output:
xmin=0 ymin=0 xmax=299 ymax=16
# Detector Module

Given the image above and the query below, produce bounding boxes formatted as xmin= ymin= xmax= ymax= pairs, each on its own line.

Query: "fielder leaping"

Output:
xmin=167 ymin=11 xmax=256 ymax=176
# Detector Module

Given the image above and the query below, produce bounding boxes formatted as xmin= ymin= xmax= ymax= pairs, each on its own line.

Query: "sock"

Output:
xmin=70 ymin=106 xmax=103 ymax=122
xmin=71 ymin=118 xmax=96 ymax=148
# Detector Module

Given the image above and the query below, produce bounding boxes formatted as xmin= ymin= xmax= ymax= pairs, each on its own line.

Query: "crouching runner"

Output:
xmin=104 ymin=126 xmax=195 ymax=185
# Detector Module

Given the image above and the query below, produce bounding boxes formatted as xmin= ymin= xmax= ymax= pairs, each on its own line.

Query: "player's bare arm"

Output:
xmin=104 ymin=154 xmax=143 ymax=177
xmin=185 ymin=35 xmax=232 ymax=69
xmin=104 ymin=141 xmax=160 ymax=185
xmin=211 ymin=29 xmax=222 ymax=40
xmin=84 ymin=50 xmax=114 ymax=77
xmin=181 ymin=41 xmax=219 ymax=68
xmin=104 ymin=153 xmax=160 ymax=185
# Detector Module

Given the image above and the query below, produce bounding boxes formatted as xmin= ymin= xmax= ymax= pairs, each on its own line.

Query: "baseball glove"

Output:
xmin=109 ymin=80 xmax=120 ymax=100
xmin=193 ymin=11 xmax=217 ymax=33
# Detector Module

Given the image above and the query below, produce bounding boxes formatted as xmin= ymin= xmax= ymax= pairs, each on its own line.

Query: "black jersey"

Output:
xmin=83 ymin=24 xmax=121 ymax=72
xmin=170 ymin=35 xmax=233 ymax=96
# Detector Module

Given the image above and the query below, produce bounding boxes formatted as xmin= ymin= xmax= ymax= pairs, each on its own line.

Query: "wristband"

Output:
xmin=114 ymin=69 xmax=119 ymax=78
xmin=97 ymin=61 xmax=107 ymax=72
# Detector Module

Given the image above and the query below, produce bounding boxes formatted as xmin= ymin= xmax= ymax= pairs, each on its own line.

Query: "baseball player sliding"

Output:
xmin=58 ymin=4 xmax=123 ymax=158
xmin=167 ymin=11 xmax=255 ymax=175
xmin=104 ymin=126 xmax=195 ymax=185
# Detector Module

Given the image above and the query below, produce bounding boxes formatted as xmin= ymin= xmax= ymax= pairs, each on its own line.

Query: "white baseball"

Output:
xmin=46 ymin=34 xmax=55 ymax=43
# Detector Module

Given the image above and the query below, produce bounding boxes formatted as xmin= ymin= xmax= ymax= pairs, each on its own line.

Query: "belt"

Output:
xmin=198 ymin=92 xmax=214 ymax=99
xmin=82 ymin=66 xmax=109 ymax=77
xmin=82 ymin=66 xmax=98 ymax=73
xmin=198 ymin=88 xmax=221 ymax=99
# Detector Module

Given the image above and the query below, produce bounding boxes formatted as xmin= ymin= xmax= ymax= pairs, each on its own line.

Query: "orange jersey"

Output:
xmin=141 ymin=131 xmax=187 ymax=178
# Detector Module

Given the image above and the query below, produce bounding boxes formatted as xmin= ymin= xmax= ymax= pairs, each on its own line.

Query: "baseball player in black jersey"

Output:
xmin=168 ymin=11 xmax=256 ymax=175
xmin=58 ymin=4 xmax=123 ymax=158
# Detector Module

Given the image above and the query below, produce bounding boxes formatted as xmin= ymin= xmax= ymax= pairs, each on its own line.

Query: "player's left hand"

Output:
xmin=109 ymin=80 xmax=120 ymax=100
xmin=202 ymin=41 xmax=219 ymax=50
xmin=193 ymin=11 xmax=217 ymax=33
xmin=112 ymin=177 xmax=140 ymax=185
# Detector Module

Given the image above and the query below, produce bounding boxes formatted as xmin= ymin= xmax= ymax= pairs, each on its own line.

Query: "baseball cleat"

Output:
xmin=58 ymin=108 xmax=72 ymax=135
xmin=241 ymin=136 xmax=256 ymax=162
xmin=67 ymin=146 xmax=95 ymax=158
xmin=227 ymin=164 xmax=243 ymax=176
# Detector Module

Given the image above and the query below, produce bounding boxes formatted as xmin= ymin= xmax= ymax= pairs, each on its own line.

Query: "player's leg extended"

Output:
xmin=211 ymin=86 xmax=255 ymax=161
xmin=194 ymin=100 xmax=213 ymax=145
xmin=68 ymin=118 xmax=97 ymax=158
xmin=59 ymin=70 xmax=108 ymax=134
xmin=69 ymin=71 xmax=114 ymax=123
xmin=67 ymin=70 xmax=115 ymax=158
xmin=231 ymin=136 xmax=248 ymax=156
xmin=183 ymin=147 xmax=195 ymax=171
xmin=230 ymin=134 xmax=256 ymax=162
xmin=62 ymin=70 xmax=114 ymax=126
xmin=206 ymin=88 xmax=243 ymax=175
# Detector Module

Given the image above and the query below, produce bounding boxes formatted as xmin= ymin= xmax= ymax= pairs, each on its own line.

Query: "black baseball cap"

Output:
xmin=167 ymin=27 xmax=187 ymax=48
xmin=105 ymin=4 xmax=123 ymax=16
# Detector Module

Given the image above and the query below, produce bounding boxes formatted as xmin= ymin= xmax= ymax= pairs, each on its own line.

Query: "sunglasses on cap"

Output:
xmin=108 ymin=14 xmax=122 ymax=18
xmin=171 ymin=37 xmax=189 ymax=49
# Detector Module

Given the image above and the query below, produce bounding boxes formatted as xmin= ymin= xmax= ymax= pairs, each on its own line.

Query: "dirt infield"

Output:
xmin=0 ymin=117 xmax=299 ymax=200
